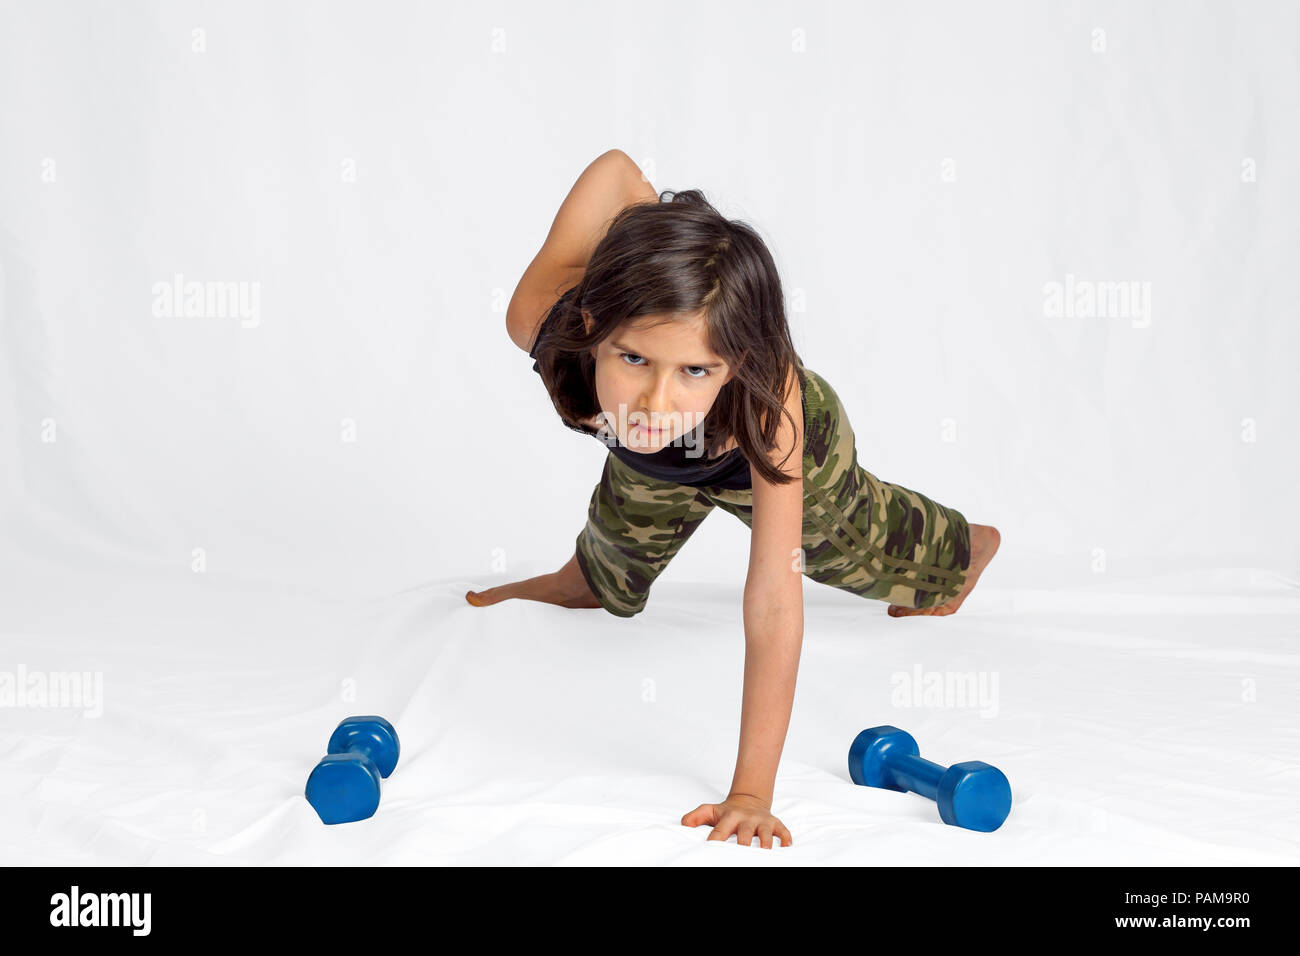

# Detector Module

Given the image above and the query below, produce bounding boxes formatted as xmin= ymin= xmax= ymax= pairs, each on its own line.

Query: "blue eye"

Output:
xmin=619 ymin=353 xmax=711 ymax=378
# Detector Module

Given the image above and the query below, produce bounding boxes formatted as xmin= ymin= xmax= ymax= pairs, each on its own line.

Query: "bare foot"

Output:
xmin=887 ymin=524 xmax=1000 ymax=618
xmin=466 ymin=553 xmax=603 ymax=610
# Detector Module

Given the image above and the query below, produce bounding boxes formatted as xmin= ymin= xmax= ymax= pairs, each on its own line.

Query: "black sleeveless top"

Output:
xmin=530 ymin=289 xmax=754 ymax=490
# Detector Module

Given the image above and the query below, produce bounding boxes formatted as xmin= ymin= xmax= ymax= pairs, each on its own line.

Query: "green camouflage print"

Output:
xmin=574 ymin=365 xmax=971 ymax=617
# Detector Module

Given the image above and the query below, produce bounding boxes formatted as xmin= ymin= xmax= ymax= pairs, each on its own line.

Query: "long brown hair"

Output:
xmin=532 ymin=188 xmax=804 ymax=486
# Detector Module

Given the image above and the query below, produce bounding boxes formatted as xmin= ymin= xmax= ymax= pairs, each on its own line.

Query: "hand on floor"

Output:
xmin=681 ymin=793 xmax=792 ymax=848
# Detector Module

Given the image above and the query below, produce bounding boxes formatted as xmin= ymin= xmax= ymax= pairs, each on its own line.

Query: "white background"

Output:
xmin=1 ymin=0 xmax=1297 ymax=865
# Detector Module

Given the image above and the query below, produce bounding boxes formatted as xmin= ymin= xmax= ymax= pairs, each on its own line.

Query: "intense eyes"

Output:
xmin=619 ymin=352 xmax=710 ymax=379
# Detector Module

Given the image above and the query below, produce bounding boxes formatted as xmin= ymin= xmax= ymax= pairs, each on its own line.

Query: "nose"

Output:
xmin=637 ymin=375 xmax=674 ymax=422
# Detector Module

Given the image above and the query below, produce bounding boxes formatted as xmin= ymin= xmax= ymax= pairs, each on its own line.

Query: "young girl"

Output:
xmin=468 ymin=150 xmax=1001 ymax=850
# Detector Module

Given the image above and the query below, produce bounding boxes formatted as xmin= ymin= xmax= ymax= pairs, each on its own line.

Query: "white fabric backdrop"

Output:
xmin=1 ymin=0 xmax=1297 ymax=864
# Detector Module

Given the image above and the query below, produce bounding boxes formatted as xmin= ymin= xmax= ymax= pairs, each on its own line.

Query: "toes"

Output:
xmin=890 ymin=602 xmax=958 ymax=617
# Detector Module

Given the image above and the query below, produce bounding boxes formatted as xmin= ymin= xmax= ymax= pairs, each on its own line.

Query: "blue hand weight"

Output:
xmin=305 ymin=716 xmax=401 ymax=825
xmin=848 ymin=726 xmax=1011 ymax=832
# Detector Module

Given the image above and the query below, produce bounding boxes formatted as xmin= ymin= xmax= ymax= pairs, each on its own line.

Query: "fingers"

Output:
xmin=736 ymin=821 xmax=757 ymax=848
xmin=706 ymin=809 xmax=741 ymax=844
xmin=775 ymin=821 xmax=793 ymax=847
xmin=687 ymin=805 xmax=792 ymax=848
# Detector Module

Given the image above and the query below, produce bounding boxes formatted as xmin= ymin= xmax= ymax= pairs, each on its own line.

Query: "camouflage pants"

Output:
xmin=574 ymin=366 xmax=972 ymax=617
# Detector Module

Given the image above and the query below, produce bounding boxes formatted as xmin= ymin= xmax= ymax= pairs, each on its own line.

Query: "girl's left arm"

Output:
xmin=681 ymin=365 xmax=804 ymax=848
xmin=731 ymin=364 xmax=806 ymax=805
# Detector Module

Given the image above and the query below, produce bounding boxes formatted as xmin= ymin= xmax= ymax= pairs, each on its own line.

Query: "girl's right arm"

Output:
xmin=506 ymin=149 xmax=657 ymax=354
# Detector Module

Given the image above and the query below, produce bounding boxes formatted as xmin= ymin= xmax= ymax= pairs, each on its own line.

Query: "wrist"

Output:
xmin=726 ymin=791 xmax=772 ymax=810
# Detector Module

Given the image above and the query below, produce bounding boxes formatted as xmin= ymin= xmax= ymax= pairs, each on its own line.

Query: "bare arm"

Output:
xmin=681 ymin=364 xmax=805 ymax=846
xmin=729 ymin=365 xmax=806 ymax=807
xmin=506 ymin=149 xmax=658 ymax=353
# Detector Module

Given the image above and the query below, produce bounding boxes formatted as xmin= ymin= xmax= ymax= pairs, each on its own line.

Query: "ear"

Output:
xmin=582 ymin=308 xmax=594 ymax=336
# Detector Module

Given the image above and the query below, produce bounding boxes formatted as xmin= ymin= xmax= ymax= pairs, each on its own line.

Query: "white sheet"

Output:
xmin=3 ymin=555 xmax=1296 ymax=865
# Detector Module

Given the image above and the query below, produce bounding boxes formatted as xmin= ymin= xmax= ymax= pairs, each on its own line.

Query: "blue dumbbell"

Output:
xmin=306 ymin=716 xmax=401 ymax=824
xmin=848 ymin=726 xmax=1011 ymax=832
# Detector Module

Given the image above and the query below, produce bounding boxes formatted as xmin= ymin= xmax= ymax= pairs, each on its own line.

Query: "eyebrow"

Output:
xmin=608 ymin=340 xmax=725 ymax=368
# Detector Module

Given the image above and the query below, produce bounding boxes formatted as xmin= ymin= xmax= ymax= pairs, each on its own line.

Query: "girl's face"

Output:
xmin=585 ymin=310 xmax=735 ymax=454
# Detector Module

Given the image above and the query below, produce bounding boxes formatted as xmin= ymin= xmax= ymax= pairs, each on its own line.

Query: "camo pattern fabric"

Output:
xmin=573 ymin=365 xmax=972 ymax=617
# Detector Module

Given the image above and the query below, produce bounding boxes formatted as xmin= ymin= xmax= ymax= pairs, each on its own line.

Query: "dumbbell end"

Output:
xmin=306 ymin=754 xmax=383 ymax=825
xmin=327 ymin=715 xmax=400 ymax=778
xmin=937 ymin=761 xmax=1012 ymax=832
xmin=848 ymin=726 xmax=918 ymax=790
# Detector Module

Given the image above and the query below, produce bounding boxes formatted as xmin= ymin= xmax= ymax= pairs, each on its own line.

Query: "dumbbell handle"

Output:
xmin=336 ymin=740 xmax=381 ymax=765
xmin=880 ymin=752 xmax=947 ymax=801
